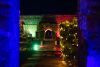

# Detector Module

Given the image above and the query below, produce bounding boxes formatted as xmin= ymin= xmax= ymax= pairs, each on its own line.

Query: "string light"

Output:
xmin=60 ymin=36 xmax=63 ymax=39
xmin=74 ymin=24 xmax=78 ymax=27
xmin=75 ymin=33 xmax=77 ymax=34
xmin=66 ymin=24 xmax=70 ymax=27
xmin=77 ymin=44 xmax=78 ymax=46
xmin=65 ymin=20 xmax=69 ymax=23
xmin=60 ymin=27 xmax=63 ymax=31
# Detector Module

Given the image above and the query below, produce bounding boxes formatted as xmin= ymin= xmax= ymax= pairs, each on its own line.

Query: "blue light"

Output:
xmin=87 ymin=55 xmax=100 ymax=67
xmin=79 ymin=0 xmax=100 ymax=67
xmin=0 ymin=0 xmax=19 ymax=67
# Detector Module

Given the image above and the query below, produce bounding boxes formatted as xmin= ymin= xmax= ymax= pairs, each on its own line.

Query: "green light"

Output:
xmin=23 ymin=16 xmax=43 ymax=38
xmin=24 ymin=25 xmax=37 ymax=37
xmin=33 ymin=44 xmax=39 ymax=51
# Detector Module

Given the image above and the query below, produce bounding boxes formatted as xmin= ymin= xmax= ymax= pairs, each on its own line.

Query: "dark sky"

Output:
xmin=20 ymin=0 xmax=78 ymax=15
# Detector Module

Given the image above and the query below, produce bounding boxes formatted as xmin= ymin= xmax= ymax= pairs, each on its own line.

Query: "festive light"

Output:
xmin=75 ymin=33 xmax=77 ymax=35
xmin=65 ymin=20 xmax=69 ymax=23
xmin=76 ymin=44 xmax=78 ymax=47
xmin=74 ymin=34 xmax=76 ymax=36
xmin=24 ymin=25 xmax=37 ymax=37
xmin=74 ymin=24 xmax=78 ymax=27
xmin=60 ymin=36 xmax=63 ymax=39
xmin=66 ymin=55 xmax=68 ymax=57
xmin=45 ymin=29 xmax=52 ymax=32
xmin=66 ymin=24 xmax=70 ymax=27
xmin=63 ymin=46 xmax=64 ymax=48
xmin=32 ymin=44 xmax=39 ymax=51
xmin=56 ymin=15 xmax=76 ymax=23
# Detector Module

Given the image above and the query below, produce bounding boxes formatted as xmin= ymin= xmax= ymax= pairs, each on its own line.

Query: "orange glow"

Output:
xmin=56 ymin=15 xmax=76 ymax=23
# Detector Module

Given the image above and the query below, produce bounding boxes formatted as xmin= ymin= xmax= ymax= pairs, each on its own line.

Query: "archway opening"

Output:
xmin=45 ymin=30 xmax=53 ymax=39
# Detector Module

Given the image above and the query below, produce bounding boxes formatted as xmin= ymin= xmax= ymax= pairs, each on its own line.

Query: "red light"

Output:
xmin=54 ymin=46 xmax=61 ymax=51
xmin=56 ymin=31 xmax=60 ymax=37
xmin=40 ymin=45 xmax=45 ymax=48
xmin=56 ymin=15 xmax=76 ymax=23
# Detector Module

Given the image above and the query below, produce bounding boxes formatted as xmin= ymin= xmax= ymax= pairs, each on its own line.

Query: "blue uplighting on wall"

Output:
xmin=79 ymin=15 xmax=88 ymax=39
xmin=79 ymin=0 xmax=88 ymax=15
xmin=79 ymin=0 xmax=89 ymax=39
xmin=0 ymin=0 xmax=19 ymax=67
xmin=79 ymin=0 xmax=100 ymax=67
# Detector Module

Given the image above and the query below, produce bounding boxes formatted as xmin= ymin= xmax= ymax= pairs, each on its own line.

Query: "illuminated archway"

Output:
xmin=45 ymin=29 xmax=53 ymax=39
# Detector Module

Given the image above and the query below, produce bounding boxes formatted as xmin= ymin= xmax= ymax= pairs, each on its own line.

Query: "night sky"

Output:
xmin=20 ymin=0 xmax=78 ymax=15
